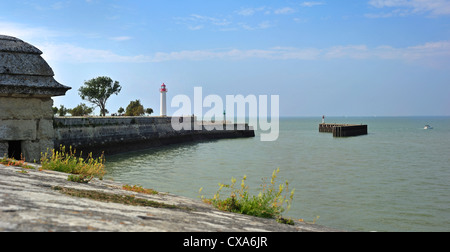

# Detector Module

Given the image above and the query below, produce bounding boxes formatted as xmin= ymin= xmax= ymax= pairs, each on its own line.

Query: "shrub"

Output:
xmin=125 ymin=100 xmax=145 ymax=116
xmin=68 ymin=103 xmax=94 ymax=116
xmin=40 ymin=145 xmax=106 ymax=180
xmin=200 ymin=168 xmax=295 ymax=222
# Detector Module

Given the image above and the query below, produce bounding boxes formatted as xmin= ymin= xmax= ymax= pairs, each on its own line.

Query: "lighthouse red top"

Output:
xmin=160 ymin=83 xmax=167 ymax=92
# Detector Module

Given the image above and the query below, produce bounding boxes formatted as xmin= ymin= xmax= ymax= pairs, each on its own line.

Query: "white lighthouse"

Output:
xmin=160 ymin=83 xmax=168 ymax=117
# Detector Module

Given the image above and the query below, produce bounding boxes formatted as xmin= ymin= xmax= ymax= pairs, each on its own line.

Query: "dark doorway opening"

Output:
xmin=8 ymin=141 xmax=22 ymax=160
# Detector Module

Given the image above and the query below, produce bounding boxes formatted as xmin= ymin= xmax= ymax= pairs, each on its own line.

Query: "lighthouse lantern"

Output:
xmin=160 ymin=83 xmax=167 ymax=93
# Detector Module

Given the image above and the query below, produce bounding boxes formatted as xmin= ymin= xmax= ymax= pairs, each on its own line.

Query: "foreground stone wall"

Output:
xmin=54 ymin=117 xmax=255 ymax=156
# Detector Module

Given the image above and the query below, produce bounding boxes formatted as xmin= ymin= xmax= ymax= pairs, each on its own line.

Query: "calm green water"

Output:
xmin=105 ymin=117 xmax=450 ymax=232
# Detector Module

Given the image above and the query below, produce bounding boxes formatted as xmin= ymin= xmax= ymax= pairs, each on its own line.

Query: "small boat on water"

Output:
xmin=424 ymin=125 xmax=433 ymax=130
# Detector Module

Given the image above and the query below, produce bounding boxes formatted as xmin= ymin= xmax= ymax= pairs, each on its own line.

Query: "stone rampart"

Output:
xmin=54 ymin=117 xmax=255 ymax=156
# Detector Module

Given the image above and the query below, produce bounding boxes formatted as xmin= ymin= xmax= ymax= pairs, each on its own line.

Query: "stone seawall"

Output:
xmin=54 ymin=117 xmax=255 ymax=156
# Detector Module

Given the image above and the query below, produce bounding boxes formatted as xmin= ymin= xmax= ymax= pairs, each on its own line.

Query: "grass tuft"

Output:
xmin=122 ymin=184 xmax=158 ymax=195
xmin=200 ymin=168 xmax=295 ymax=224
xmin=40 ymin=145 xmax=106 ymax=180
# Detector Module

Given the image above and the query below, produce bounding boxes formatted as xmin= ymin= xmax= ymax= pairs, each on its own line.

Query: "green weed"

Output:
xmin=122 ymin=184 xmax=158 ymax=195
xmin=40 ymin=145 xmax=106 ymax=180
xmin=200 ymin=168 xmax=295 ymax=222
xmin=67 ymin=174 xmax=93 ymax=183
xmin=0 ymin=156 xmax=34 ymax=169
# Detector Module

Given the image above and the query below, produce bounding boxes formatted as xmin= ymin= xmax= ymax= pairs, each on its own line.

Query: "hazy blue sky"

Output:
xmin=1 ymin=0 xmax=449 ymax=116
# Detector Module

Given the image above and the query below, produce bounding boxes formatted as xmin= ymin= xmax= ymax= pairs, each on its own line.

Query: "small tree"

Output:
xmin=58 ymin=105 xmax=68 ymax=117
xmin=125 ymin=100 xmax=145 ymax=116
xmin=79 ymin=76 xmax=122 ymax=116
xmin=69 ymin=103 xmax=94 ymax=116
xmin=145 ymin=108 xmax=154 ymax=115
xmin=52 ymin=106 xmax=59 ymax=116
xmin=118 ymin=107 xmax=125 ymax=115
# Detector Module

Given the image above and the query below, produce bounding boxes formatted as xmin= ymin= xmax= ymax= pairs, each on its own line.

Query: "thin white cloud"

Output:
xmin=236 ymin=7 xmax=267 ymax=16
xmin=189 ymin=14 xmax=231 ymax=26
xmin=110 ymin=36 xmax=133 ymax=41
xmin=0 ymin=21 xmax=62 ymax=40
xmin=324 ymin=45 xmax=369 ymax=59
xmin=35 ymin=41 xmax=450 ymax=66
xmin=237 ymin=20 xmax=275 ymax=31
xmin=237 ymin=6 xmax=297 ymax=16
xmin=152 ymin=47 xmax=319 ymax=62
xmin=301 ymin=2 xmax=325 ymax=7
xmin=367 ymin=0 xmax=450 ymax=16
xmin=178 ymin=6 xmax=299 ymax=31
xmin=150 ymin=41 xmax=450 ymax=64
xmin=38 ymin=43 xmax=151 ymax=63
xmin=176 ymin=12 xmax=277 ymax=31
xmin=174 ymin=14 xmax=232 ymax=30
xmin=274 ymin=7 xmax=296 ymax=15
xmin=23 ymin=0 xmax=72 ymax=11
xmin=3 ymin=21 xmax=446 ymax=66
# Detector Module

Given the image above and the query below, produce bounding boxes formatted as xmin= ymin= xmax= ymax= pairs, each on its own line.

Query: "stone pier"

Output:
xmin=319 ymin=123 xmax=368 ymax=137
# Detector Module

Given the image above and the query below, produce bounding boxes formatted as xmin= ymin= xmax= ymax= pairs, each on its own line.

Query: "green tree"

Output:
xmin=79 ymin=76 xmax=122 ymax=116
xmin=118 ymin=107 xmax=125 ymax=115
xmin=52 ymin=106 xmax=59 ymax=116
xmin=58 ymin=105 xmax=68 ymax=117
xmin=125 ymin=100 xmax=145 ymax=116
xmin=68 ymin=103 xmax=94 ymax=116
xmin=145 ymin=108 xmax=154 ymax=115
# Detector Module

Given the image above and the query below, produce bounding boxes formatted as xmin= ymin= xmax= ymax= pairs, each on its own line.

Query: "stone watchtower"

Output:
xmin=0 ymin=35 xmax=71 ymax=161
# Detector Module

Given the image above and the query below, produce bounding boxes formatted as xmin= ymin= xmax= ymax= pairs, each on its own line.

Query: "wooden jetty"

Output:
xmin=319 ymin=123 xmax=368 ymax=137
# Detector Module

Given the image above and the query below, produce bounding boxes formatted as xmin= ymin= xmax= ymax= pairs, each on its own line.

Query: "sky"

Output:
xmin=1 ymin=0 xmax=450 ymax=117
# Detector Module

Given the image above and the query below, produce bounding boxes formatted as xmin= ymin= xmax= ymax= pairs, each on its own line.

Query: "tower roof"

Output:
xmin=160 ymin=83 xmax=167 ymax=92
xmin=0 ymin=35 xmax=71 ymax=97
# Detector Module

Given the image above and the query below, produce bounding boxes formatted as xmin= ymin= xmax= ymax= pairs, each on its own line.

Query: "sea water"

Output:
xmin=105 ymin=117 xmax=450 ymax=232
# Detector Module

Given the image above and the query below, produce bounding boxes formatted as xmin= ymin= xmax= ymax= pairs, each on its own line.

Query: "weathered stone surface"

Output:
xmin=0 ymin=35 xmax=42 ymax=54
xmin=37 ymin=119 xmax=55 ymax=139
xmin=0 ymin=120 xmax=37 ymax=141
xmin=21 ymin=140 xmax=53 ymax=162
xmin=0 ymin=52 xmax=54 ymax=76
xmin=0 ymin=142 xmax=7 ymax=157
xmin=0 ymin=164 xmax=342 ymax=232
xmin=0 ymin=97 xmax=53 ymax=120
xmin=0 ymin=76 xmax=69 ymax=97
xmin=0 ymin=103 xmax=54 ymax=161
